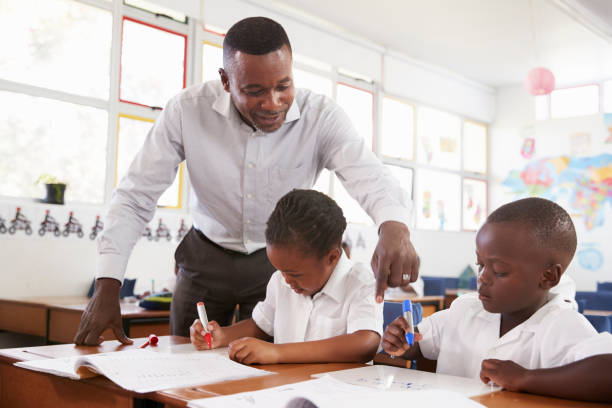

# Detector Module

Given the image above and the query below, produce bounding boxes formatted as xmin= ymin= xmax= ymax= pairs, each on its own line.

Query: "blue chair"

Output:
xmin=577 ymin=298 xmax=587 ymax=314
xmin=383 ymin=301 xmax=423 ymax=331
xmin=584 ymin=314 xmax=612 ymax=333
xmin=443 ymin=277 xmax=459 ymax=290
xmin=469 ymin=277 xmax=478 ymax=290
xmin=575 ymin=291 xmax=612 ymax=311
xmin=596 ymin=282 xmax=612 ymax=292
xmin=422 ymin=277 xmax=446 ymax=296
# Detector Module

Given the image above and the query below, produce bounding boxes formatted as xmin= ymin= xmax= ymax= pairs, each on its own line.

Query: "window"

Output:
xmin=415 ymin=169 xmax=460 ymax=231
xmin=312 ymin=169 xmax=331 ymax=196
xmin=0 ymin=0 xmax=112 ymax=99
xmin=381 ymin=97 xmax=414 ymax=161
xmin=550 ymin=85 xmax=599 ymax=119
xmin=385 ymin=164 xmax=414 ymax=201
xmin=116 ymin=115 xmax=183 ymax=208
xmin=332 ymin=174 xmax=371 ymax=225
xmin=462 ymin=178 xmax=487 ymax=231
xmin=120 ymin=17 xmax=186 ymax=108
xmin=416 ymin=106 xmax=461 ymax=170
xmin=293 ymin=69 xmax=333 ymax=98
xmin=462 ymin=121 xmax=487 ymax=174
xmin=604 ymin=81 xmax=612 ymax=113
xmin=0 ymin=91 xmax=107 ymax=203
xmin=202 ymin=42 xmax=223 ymax=83
xmin=336 ymin=83 xmax=374 ymax=150
xmin=124 ymin=0 xmax=187 ymax=23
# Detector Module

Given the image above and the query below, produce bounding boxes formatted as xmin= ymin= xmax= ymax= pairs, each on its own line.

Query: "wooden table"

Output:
xmin=0 ymin=296 xmax=170 ymax=344
xmin=385 ymin=295 xmax=445 ymax=317
xmin=3 ymin=336 xmax=610 ymax=407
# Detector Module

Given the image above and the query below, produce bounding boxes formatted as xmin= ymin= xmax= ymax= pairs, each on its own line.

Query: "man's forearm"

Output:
xmin=521 ymin=354 xmax=612 ymax=402
xmin=275 ymin=331 xmax=380 ymax=364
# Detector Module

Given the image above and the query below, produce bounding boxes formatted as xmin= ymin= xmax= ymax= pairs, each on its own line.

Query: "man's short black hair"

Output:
xmin=223 ymin=17 xmax=292 ymax=67
xmin=265 ymin=189 xmax=346 ymax=258
xmin=486 ymin=197 xmax=577 ymax=265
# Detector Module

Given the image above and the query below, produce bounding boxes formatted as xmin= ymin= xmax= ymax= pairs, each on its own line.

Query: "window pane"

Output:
xmin=550 ymin=85 xmax=599 ymax=119
xmin=604 ymin=81 xmax=612 ymax=113
xmin=415 ymin=169 xmax=460 ymax=231
xmin=0 ymin=0 xmax=112 ymax=99
xmin=463 ymin=121 xmax=487 ymax=174
xmin=0 ymin=91 xmax=107 ymax=203
xmin=462 ymin=178 xmax=487 ymax=231
xmin=202 ymin=42 xmax=223 ymax=83
xmin=417 ymin=107 xmax=461 ymax=170
xmin=535 ymin=95 xmax=549 ymax=120
xmin=332 ymin=174 xmax=371 ymax=225
xmin=313 ymin=168 xmax=331 ymax=195
xmin=293 ymin=69 xmax=333 ymax=98
xmin=385 ymin=164 xmax=413 ymax=200
xmin=124 ymin=0 xmax=187 ymax=23
xmin=120 ymin=18 xmax=186 ymax=107
xmin=117 ymin=116 xmax=182 ymax=208
xmin=382 ymin=97 xmax=414 ymax=160
xmin=336 ymin=83 xmax=373 ymax=150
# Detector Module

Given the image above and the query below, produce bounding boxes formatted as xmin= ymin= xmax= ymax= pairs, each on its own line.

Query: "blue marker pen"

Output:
xmin=402 ymin=299 xmax=415 ymax=346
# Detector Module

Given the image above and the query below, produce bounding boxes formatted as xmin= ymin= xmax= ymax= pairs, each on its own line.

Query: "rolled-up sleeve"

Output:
xmin=96 ymin=97 xmax=185 ymax=282
xmin=346 ymin=282 xmax=384 ymax=338
xmin=251 ymin=271 xmax=281 ymax=337
xmin=417 ymin=308 xmax=450 ymax=361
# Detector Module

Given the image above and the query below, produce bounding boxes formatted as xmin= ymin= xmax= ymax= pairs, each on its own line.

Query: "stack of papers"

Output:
xmin=14 ymin=345 xmax=273 ymax=393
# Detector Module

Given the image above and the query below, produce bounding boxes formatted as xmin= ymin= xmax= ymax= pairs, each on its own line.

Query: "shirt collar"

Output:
xmin=316 ymin=251 xmax=351 ymax=303
xmin=211 ymin=90 xmax=301 ymax=124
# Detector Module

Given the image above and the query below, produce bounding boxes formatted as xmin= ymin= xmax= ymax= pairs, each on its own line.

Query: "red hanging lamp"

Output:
xmin=524 ymin=0 xmax=555 ymax=96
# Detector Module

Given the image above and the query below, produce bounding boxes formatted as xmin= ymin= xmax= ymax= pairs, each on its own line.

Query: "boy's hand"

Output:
xmin=190 ymin=319 xmax=225 ymax=350
xmin=228 ymin=337 xmax=280 ymax=365
xmin=480 ymin=359 xmax=527 ymax=392
xmin=381 ymin=316 xmax=422 ymax=357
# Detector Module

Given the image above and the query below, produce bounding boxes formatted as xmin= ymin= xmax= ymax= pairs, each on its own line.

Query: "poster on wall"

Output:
xmin=462 ymin=178 xmax=487 ymax=231
xmin=415 ymin=169 xmax=460 ymax=231
xmin=498 ymin=114 xmax=612 ymax=289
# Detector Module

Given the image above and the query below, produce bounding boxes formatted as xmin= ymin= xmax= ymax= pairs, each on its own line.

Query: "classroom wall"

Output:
xmin=489 ymin=85 xmax=612 ymax=291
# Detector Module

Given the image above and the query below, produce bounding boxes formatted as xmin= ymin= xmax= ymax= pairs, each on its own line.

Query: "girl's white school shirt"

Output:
xmin=251 ymin=252 xmax=383 ymax=343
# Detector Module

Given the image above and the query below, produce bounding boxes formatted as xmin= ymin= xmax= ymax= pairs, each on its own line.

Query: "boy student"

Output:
xmin=383 ymin=197 xmax=612 ymax=402
xmin=190 ymin=189 xmax=382 ymax=364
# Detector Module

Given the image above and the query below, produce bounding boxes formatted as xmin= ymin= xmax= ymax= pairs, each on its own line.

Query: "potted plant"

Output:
xmin=35 ymin=174 xmax=67 ymax=205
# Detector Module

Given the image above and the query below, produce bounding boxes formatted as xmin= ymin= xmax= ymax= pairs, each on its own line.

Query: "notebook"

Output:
xmin=14 ymin=345 xmax=273 ymax=393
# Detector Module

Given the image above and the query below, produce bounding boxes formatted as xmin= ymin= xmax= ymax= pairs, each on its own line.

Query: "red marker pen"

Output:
xmin=197 ymin=302 xmax=212 ymax=348
xmin=139 ymin=333 xmax=158 ymax=348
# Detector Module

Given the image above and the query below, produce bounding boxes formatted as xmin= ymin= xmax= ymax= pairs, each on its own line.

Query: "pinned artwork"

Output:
xmin=605 ymin=114 xmax=612 ymax=144
xmin=154 ymin=218 xmax=171 ymax=241
xmin=90 ymin=215 xmax=104 ymax=240
xmin=0 ymin=215 xmax=6 ymax=234
xmin=39 ymin=210 xmax=61 ymax=237
xmin=8 ymin=207 xmax=32 ymax=235
xmin=142 ymin=225 xmax=153 ymax=241
xmin=176 ymin=219 xmax=188 ymax=241
xmin=63 ymin=212 xmax=84 ymax=238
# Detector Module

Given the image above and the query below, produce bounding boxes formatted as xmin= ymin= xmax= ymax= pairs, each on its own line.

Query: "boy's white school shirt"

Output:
xmin=251 ymin=252 xmax=383 ymax=343
xmin=417 ymin=292 xmax=612 ymax=379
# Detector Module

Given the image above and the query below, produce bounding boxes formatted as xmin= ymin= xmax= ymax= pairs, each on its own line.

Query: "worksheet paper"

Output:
xmin=15 ymin=346 xmax=273 ymax=393
xmin=187 ymin=376 xmax=486 ymax=408
xmin=312 ymin=365 xmax=500 ymax=397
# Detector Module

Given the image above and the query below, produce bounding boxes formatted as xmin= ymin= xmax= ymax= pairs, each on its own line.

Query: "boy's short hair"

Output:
xmin=223 ymin=17 xmax=292 ymax=67
xmin=486 ymin=197 xmax=577 ymax=265
xmin=265 ymin=189 xmax=347 ymax=258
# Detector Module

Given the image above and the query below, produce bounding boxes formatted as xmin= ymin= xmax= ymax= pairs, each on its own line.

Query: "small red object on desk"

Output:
xmin=139 ymin=334 xmax=159 ymax=348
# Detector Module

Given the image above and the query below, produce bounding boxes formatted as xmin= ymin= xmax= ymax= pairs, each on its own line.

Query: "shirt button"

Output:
xmin=246 ymin=220 xmax=251 ymax=224
xmin=247 ymin=194 xmax=252 ymax=199
xmin=248 ymin=163 xmax=254 ymax=168
xmin=245 ymin=239 xmax=250 ymax=243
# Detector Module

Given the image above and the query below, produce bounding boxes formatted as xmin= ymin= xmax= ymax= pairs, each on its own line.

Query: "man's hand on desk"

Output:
xmin=74 ymin=278 xmax=133 ymax=346
xmin=372 ymin=221 xmax=419 ymax=303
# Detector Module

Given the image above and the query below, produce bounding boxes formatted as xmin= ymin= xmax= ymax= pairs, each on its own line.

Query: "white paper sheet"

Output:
xmin=15 ymin=346 xmax=273 ymax=393
xmin=312 ymin=365 xmax=501 ymax=397
xmin=188 ymin=376 xmax=486 ymax=408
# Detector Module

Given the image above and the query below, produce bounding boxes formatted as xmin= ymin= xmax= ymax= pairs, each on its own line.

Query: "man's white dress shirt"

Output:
xmin=252 ymin=253 xmax=383 ymax=343
xmin=417 ymin=292 xmax=612 ymax=379
xmin=97 ymin=81 xmax=411 ymax=281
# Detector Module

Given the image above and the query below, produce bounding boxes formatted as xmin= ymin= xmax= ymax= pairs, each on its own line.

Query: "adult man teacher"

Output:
xmin=75 ymin=16 xmax=418 ymax=345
